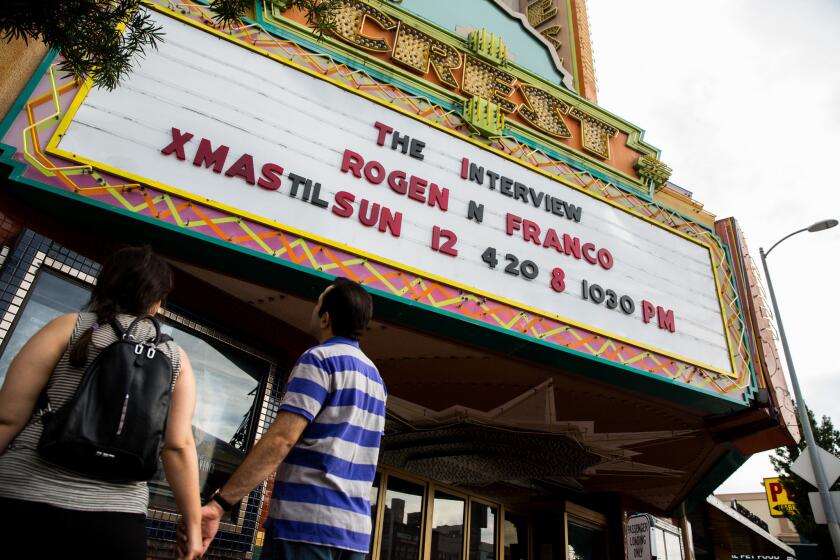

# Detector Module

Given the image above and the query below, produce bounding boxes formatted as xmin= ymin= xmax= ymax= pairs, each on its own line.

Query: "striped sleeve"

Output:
xmin=278 ymin=350 xmax=331 ymax=422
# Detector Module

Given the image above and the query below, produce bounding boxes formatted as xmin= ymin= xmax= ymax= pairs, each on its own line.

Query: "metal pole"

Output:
xmin=760 ymin=246 xmax=840 ymax=557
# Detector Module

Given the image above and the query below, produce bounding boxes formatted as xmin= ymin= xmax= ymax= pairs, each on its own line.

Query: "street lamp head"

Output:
xmin=808 ymin=219 xmax=838 ymax=232
xmin=764 ymin=218 xmax=838 ymax=257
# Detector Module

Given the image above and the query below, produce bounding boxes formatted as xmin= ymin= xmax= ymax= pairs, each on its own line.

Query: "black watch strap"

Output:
xmin=212 ymin=490 xmax=235 ymax=512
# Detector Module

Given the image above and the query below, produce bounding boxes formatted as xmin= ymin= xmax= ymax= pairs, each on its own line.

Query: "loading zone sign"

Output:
xmin=627 ymin=514 xmax=657 ymax=560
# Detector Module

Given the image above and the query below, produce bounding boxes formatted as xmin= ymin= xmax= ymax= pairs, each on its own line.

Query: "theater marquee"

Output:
xmin=47 ymin=8 xmax=735 ymax=375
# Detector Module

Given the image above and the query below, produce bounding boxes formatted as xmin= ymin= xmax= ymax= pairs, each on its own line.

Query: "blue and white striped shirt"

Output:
xmin=264 ymin=337 xmax=386 ymax=552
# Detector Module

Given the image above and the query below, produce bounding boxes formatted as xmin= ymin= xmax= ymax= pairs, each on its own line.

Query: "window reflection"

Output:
xmin=566 ymin=518 xmax=607 ymax=560
xmin=431 ymin=492 xmax=465 ymax=560
xmin=366 ymin=472 xmax=381 ymax=559
xmin=0 ymin=271 xmax=90 ymax=386
xmin=380 ymin=476 xmax=424 ymax=560
xmin=0 ymin=268 xmax=272 ymax=514
xmin=468 ymin=502 xmax=496 ymax=560
xmin=504 ymin=512 xmax=527 ymax=560
xmin=149 ymin=324 xmax=268 ymax=511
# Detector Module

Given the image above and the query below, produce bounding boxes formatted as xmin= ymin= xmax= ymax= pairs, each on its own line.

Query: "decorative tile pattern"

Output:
xmin=0 ymin=0 xmax=754 ymax=404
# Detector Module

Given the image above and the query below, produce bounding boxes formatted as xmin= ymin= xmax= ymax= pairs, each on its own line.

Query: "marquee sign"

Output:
xmin=45 ymin=7 xmax=735 ymax=375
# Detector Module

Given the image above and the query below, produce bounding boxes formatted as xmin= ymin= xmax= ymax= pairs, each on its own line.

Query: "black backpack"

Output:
xmin=37 ymin=315 xmax=175 ymax=482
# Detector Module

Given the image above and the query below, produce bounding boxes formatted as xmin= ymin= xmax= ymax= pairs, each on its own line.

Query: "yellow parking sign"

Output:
xmin=764 ymin=477 xmax=796 ymax=518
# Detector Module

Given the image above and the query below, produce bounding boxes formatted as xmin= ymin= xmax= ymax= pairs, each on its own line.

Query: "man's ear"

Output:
xmin=320 ymin=310 xmax=331 ymax=331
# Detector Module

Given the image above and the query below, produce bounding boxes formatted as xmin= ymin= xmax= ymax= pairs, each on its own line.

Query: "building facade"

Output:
xmin=0 ymin=1 xmax=798 ymax=559
xmin=715 ymin=491 xmax=801 ymax=546
xmin=691 ymin=495 xmax=797 ymax=560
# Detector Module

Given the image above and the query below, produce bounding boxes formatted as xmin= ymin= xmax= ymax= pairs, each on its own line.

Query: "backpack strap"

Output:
xmin=109 ymin=317 xmax=126 ymax=339
xmin=126 ymin=315 xmax=162 ymax=345
xmin=115 ymin=315 xmax=164 ymax=345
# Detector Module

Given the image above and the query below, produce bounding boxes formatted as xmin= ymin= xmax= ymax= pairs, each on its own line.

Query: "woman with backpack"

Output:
xmin=0 ymin=246 xmax=204 ymax=560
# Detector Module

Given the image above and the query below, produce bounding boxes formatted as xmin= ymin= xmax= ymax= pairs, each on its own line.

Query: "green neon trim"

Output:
xmin=504 ymin=125 xmax=652 ymax=199
xmin=503 ymin=127 xmax=725 ymax=235
xmin=253 ymin=9 xmax=459 ymax=110
xmin=256 ymin=0 xmax=661 ymax=158
xmin=252 ymin=2 xmax=693 ymax=213
xmin=253 ymin=3 xmax=698 ymax=221
xmin=565 ymin=0 xmax=580 ymax=92
xmin=376 ymin=0 xmax=657 ymax=153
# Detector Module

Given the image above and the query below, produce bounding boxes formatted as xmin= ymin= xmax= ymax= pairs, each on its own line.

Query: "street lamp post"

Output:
xmin=760 ymin=218 xmax=840 ymax=557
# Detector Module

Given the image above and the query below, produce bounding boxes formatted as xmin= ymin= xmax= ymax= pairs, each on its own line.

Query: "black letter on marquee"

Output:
xmin=287 ymin=173 xmax=307 ymax=198
xmin=467 ymin=200 xmax=484 ymax=223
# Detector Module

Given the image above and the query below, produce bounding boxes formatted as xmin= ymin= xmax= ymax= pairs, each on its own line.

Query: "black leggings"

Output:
xmin=0 ymin=497 xmax=147 ymax=559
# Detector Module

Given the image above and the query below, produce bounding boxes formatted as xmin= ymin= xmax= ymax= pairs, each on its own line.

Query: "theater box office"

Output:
xmin=0 ymin=1 xmax=798 ymax=559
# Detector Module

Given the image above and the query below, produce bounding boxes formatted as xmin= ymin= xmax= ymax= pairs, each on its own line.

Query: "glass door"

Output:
xmin=147 ymin=314 xmax=274 ymax=512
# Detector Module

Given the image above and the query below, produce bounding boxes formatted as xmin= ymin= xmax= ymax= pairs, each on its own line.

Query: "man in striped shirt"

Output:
xmin=189 ymin=278 xmax=385 ymax=559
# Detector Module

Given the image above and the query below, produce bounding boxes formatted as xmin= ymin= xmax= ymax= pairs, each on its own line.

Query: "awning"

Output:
xmin=698 ymin=495 xmax=796 ymax=559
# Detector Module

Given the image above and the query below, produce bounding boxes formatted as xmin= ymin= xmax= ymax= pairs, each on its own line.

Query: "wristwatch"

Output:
xmin=210 ymin=489 xmax=235 ymax=512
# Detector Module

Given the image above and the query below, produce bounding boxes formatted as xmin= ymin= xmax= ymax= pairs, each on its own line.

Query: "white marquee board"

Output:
xmin=50 ymin=8 xmax=734 ymax=374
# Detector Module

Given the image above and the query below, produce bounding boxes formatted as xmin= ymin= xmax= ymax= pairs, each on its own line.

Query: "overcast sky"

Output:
xmin=587 ymin=0 xmax=840 ymax=494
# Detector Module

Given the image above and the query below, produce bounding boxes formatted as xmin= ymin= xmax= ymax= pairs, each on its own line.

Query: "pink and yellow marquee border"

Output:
xmin=0 ymin=0 xmax=756 ymax=403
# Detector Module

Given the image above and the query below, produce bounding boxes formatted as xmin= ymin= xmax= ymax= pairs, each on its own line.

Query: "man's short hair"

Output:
xmin=319 ymin=278 xmax=373 ymax=340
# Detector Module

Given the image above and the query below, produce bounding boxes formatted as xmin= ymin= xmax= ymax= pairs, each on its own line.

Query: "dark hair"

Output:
xmin=319 ymin=278 xmax=373 ymax=340
xmin=69 ymin=246 xmax=173 ymax=367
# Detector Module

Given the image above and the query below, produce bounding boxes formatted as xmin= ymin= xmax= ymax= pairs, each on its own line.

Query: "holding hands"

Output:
xmin=177 ymin=499 xmax=224 ymax=558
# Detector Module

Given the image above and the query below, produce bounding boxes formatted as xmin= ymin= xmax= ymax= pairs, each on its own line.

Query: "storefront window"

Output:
xmin=431 ymin=491 xmax=466 ymax=560
xmin=504 ymin=512 xmax=528 ymax=560
xmin=0 ymin=271 xmax=90 ymax=385
xmin=148 ymin=323 xmax=268 ymax=511
xmin=468 ymin=502 xmax=496 ymax=560
xmin=380 ymin=476 xmax=425 ymax=560
xmin=566 ymin=517 xmax=607 ymax=560
xmin=0 ymin=267 xmax=271 ymax=514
